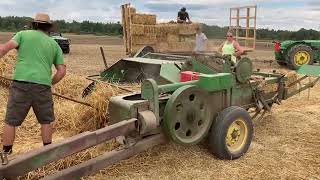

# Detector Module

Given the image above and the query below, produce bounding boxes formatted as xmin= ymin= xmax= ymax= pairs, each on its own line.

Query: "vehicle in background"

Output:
xmin=50 ymin=32 xmax=71 ymax=54
xmin=274 ymin=40 xmax=320 ymax=70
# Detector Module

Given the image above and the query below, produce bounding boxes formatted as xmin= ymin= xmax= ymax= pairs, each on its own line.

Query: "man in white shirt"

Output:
xmin=194 ymin=26 xmax=208 ymax=53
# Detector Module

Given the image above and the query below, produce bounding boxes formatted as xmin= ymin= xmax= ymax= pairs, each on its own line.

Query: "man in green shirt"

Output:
xmin=0 ymin=13 xmax=66 ymax=154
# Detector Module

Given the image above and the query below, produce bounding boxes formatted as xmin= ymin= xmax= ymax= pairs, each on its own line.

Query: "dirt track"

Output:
xmin=0 ymin=32 xmax=319 ymax=179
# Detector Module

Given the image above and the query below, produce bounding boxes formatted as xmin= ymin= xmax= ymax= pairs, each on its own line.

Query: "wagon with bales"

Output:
xmin=121 ymin=4 xmax=202 ymax=56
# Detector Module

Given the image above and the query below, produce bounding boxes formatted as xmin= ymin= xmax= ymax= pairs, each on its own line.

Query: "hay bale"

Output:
xmin=131 ymin=14 xmax=156 ymax=25
xmin=156 ymin=34 xmax=167 ymax=43
xmin=131 ymin=34 xmax=156 ymax=45
xmin=156 ymin=24 xmax=179 ymax=34
xmin=155 ymin=42 xmax=169 ymax=52
xmin=144 ymin=25 xmax=156 ymax=34
xmin=178 ymin=23 xmax=200 ymax=35
xmin=285 ymin=71 xmax=298 ymax=94
xmin=167 ymin=34 xmax=180 ymax=42
xmin=167 ymin=42 xmax=195 ymax=52
xmin=131 ymin=24 xmax=144 ymax=35
xmin=129 ymin=7 xmax=136 ymax=14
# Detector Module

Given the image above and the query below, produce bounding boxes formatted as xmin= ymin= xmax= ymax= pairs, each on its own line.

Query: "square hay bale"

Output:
xmin=155 ymin=42 xmax=169 ymax=52
xmin=178 ymin=23 xmax=201 ymax=35
xmin=167 ymin=42 xmax=195 ymax=52
xmin=131 ymin=24 xmax=144 ymax=35
xmin=144 ymin=25 xmax=156 ymax=34
xmin=131 ymin=34 xmax=157 ymax=45
xmin=156 ymin=24 xmax=179 ymax=35
xmin=156 ymin=34 xmax=167 ymax=43
xmin=167 ymin=34 xmax=180 ymax=42
xmin=131 ymin=14 xmax=156 ymax=25
xmin=285 ymin=71 xmax=298 ymax=94
xmin=129 ymin=7 xmax=136 ymax=14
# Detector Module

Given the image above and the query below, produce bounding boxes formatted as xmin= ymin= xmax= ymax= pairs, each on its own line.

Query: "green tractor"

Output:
xmin=274 ymin=40 xmax=320 ymax=70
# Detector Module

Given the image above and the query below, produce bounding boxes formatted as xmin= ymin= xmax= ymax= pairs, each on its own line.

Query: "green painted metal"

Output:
xmin=297 ymin=65 xmax=320 ymax=76
xmin=235 ymin=57 xmax=253 ymax=83
xmin=162 ymin=85 xmax=213 ymax=145
xmin=156 ymin=73 xmax=233 ymax=94
xmin=141 ymin=79 xmax=160 ymax=122
xmin=158 ymin=81 xmax=198 ymax=94
xmin=190 ymin=60 xmax=217 ymax=74
xmin=98 ymin=56 xmax=187 ymax=84
xmin=198 ymin=73 xmax=233 ymax=92
xmin=159 ymin=63 xmax=181 ymax=83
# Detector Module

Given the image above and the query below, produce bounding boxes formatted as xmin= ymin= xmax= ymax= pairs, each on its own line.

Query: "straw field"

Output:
xmin=0 ymin=32 xmax=319 ymax=179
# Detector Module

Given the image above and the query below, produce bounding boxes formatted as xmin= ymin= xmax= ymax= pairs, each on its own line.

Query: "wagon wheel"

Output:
xmin=162 ymin=85 xmax=212 ymax=145
xmin=209 ymin=106 xmax=253 ymax=160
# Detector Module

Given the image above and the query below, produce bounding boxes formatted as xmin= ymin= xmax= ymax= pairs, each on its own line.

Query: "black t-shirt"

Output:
xmin=178 ymin=11 xmax=189 ymax=21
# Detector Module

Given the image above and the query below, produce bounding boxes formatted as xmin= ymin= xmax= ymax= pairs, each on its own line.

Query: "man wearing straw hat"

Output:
xmin=0 ymin=13 xmax=66 ymax=155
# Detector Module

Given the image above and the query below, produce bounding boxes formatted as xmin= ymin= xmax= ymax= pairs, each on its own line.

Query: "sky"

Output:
xmin=0 ymin=0 xmax=319 ymax=31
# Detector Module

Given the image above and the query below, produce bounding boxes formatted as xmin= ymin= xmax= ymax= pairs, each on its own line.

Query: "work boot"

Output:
xmin=0 ymin=151 xmax=10 ymax=165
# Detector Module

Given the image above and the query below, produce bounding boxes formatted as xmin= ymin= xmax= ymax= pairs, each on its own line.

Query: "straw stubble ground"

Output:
xmin=0 ymin=32 xmax=319 ymax=179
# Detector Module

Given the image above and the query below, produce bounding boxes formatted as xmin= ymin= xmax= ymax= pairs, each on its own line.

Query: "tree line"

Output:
xmin=202 ymin=24 xmax=320 ymax=41
xmin=0 ymin=16 xmax=319 ymax=41
xmin=0 ymin=16 xmax=122 ymax=36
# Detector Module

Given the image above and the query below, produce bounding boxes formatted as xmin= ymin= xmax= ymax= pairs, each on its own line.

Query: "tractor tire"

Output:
xmin=287 ymin=44 xmax=314 ymax=70
xmin=209 ymin=106 xmax=253 ymax=160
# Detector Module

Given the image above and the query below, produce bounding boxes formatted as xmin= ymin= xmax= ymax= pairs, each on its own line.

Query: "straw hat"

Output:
xmin=33 ymin=13 xmax=52 ymax=24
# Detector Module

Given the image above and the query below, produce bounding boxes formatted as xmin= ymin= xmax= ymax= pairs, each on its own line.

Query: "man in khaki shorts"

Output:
xmin=0 ymin=13 xmax=66 ymax=154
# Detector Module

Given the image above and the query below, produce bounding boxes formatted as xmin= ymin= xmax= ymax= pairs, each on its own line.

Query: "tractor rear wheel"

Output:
xmin=288 ymin=44 xmax=314 ymax=70
xmin=209 ymin=106 xmax=253 ymax=160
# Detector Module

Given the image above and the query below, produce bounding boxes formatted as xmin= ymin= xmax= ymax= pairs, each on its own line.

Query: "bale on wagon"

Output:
xmin=131 ymin=14 xmax=156 ymax=25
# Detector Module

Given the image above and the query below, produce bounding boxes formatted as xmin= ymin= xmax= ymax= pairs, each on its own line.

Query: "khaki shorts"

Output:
xmin=5 ymin=81 xmax=55 ymax=126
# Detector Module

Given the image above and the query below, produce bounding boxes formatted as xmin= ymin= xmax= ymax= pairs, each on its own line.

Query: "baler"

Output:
xmin=1 ymin=53 xmax=319 ymax=180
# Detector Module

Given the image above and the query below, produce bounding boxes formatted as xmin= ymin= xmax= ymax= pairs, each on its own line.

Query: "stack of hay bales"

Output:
xmin=128 ymin=9 xmax=157 ymax=53
xmin=153 ymin=23 xmax=200 ymax=53
xmin=124 ymin=6 xmax=201 ymax=54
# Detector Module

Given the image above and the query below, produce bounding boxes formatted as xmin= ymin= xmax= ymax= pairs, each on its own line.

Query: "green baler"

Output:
xmin=274 ymin=40 xmax=320 ymax=69
xmin=2 ymin=53 xmax=320 ymax=179
xmin=107 ymin=53 xmax=319 ymax=160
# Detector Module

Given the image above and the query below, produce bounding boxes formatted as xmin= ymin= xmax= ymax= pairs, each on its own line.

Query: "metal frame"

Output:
xmin=0 ymin=119 xmax=137 ymax=179
xmin=230 ymin=5 xmax=257 ymax=51
xmin=121 ymin=4 xmax=133 ymax=55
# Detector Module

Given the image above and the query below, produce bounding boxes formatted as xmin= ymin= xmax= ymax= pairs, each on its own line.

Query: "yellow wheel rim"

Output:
xmin=226 ymin=119 xmax=248 ymax=153
xmin=294 ymin=51 xmax=310 ymax=66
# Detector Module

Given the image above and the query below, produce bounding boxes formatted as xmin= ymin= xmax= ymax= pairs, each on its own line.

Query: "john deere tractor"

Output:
xmin=274 ymin=40 xmax=320 ymax=70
